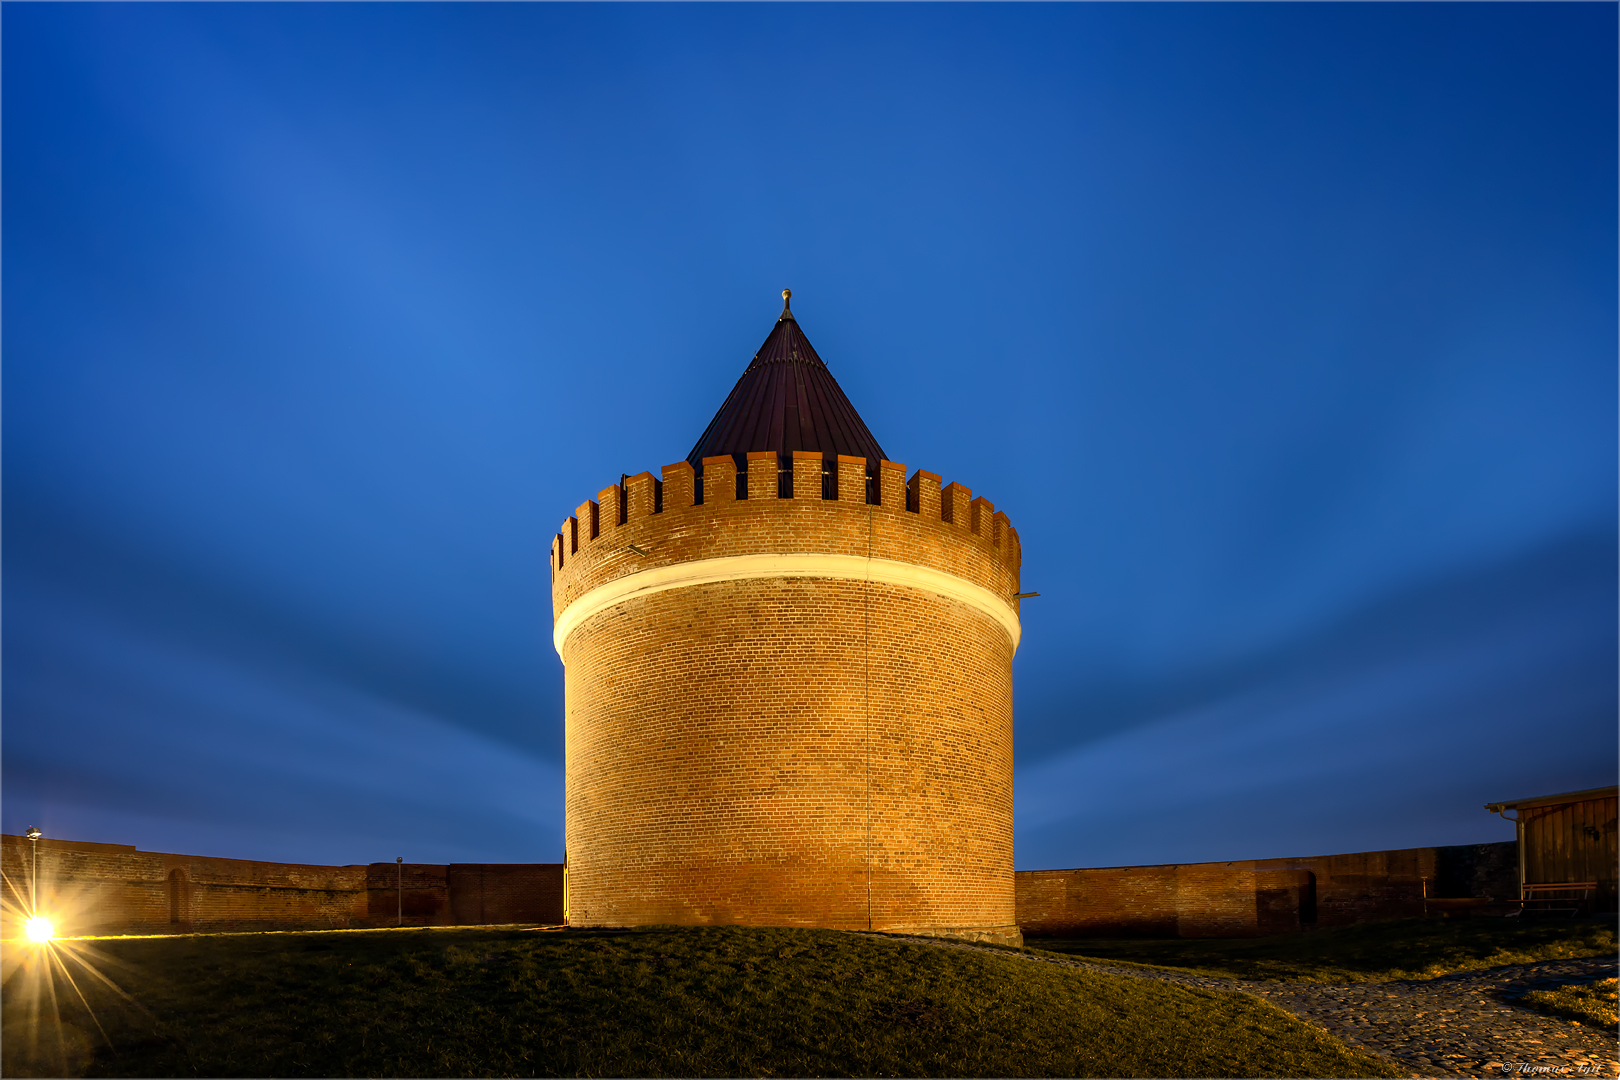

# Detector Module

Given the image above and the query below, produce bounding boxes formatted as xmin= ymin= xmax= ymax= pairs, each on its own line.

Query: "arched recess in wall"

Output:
xmin=1300 ymin=871 xmax=1318 ymax=924
xmin=168 ymin=869 xmax=188 ymax=926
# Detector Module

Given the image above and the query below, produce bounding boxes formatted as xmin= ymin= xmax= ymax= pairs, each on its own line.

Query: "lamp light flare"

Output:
xmin=25 ymin=917 xmax=55 ymax=942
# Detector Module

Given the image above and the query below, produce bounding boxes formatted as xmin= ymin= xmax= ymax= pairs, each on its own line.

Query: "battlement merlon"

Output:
xmin=551 ymin=456 xmax=1024 ymax=624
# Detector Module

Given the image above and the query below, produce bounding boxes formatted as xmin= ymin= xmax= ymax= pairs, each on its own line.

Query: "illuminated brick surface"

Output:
xmin=0 ymin=834 xmax=562 ymax=935
xmin=552 ymin=458 xmax=1023 ymax=943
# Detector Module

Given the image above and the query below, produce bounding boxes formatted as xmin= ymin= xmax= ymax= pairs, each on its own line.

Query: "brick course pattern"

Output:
xmin=551 ymin=456 xmax=1023 ymax=944
xmin=0 ymin=834 xmax=562 ymax=936
xmin=1015 ymin=842 xmax=1518 ymax=938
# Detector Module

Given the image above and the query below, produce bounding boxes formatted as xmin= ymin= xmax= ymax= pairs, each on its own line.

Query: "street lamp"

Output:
xmin=23 ymin=827 xmax=53 ymax=942
xmin=24 ymin=827 xmax=41 ymax=912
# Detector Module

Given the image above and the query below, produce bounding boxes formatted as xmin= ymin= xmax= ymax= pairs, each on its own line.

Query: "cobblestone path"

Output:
xmin=867 ymin=934 xmax=1617 ymax=1078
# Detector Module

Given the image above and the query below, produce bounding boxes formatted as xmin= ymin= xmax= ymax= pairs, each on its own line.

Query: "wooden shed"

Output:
xmin=1485 ymin=785 xmax=1617 ymax=913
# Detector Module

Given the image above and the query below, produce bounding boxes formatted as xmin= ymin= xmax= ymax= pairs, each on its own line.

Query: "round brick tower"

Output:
xmin=550 ymin=292 xmax=1024 ymax=945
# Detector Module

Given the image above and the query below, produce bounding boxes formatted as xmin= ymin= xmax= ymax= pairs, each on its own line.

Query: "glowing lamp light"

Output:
xmin=25 ymin=917 xmax=55 ymax=943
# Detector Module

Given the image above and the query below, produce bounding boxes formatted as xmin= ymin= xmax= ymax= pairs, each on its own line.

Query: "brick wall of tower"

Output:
xmin=550 ymin=456 xmax=1021 ymax=618
xmin=553 ymin=456 xmax=1022 ymax=941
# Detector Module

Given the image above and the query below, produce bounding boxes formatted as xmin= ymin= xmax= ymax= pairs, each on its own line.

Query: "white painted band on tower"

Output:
xmin=553 ymin=553 xmax=1022 ymax=656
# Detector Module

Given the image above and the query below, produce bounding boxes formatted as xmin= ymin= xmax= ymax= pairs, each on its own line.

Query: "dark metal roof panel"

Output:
xmin=1484 ymin=786 xmax=1619 ymax=813
xmin=687 ymin=299 xmax=887 ymax=468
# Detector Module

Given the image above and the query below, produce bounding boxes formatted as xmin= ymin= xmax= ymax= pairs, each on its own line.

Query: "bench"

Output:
xmin=1515 ymin=881 xmax=1598 ymax=917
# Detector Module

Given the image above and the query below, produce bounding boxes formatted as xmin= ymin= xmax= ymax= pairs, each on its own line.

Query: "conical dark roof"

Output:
xmin=687 ymin=292 xmax=887 ymax=468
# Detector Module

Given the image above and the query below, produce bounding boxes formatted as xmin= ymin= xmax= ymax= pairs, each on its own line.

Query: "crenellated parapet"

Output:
xmin=549 ymin=453 xmax=1024 ymax=651
xmin=553 ymin=297 xmax=1022 ymax=942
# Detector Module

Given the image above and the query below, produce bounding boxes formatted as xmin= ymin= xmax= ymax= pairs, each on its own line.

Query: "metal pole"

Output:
xmin=396 ymin=857 xmax=403 ymax=926
xmin=25 ymin=827 xmax=41 ymax=915
xmin=1515 ymin=814 xmax=1526 ymax=902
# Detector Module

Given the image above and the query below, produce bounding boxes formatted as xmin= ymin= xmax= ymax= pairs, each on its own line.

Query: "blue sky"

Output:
xmin=4 ymin=3 xmax=1614 ymax=869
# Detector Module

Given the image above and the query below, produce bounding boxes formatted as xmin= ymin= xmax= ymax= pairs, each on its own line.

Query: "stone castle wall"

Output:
xmin=552 ymin=453 xmax=1023 ymax=942
xmin=0 ymin=834 xmax=562 ymax=936
xmin=2 ymin=832 xmax=1518 ymax=940
xmin=1015 ymin=841 xmax=1520 ymax=938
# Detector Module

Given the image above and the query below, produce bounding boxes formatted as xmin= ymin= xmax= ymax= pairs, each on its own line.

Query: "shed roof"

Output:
xmin=1484 ymin=785 xmax=1618 ymax=813
xmin=686 ymin=291 xmax=887 ymax=468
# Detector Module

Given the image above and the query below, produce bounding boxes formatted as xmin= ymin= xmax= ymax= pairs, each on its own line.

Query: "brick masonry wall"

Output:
xmin=447 ymin=864 xmax=566 ymax=925
xmin=550 ymin=458 xmax=1022 ymax=623
xmin=1 ymin=834 xmax=368 ymax=935
xmin=2 ymin=835 xmax=563 ymax=936
xmin=554 ymin=458 xmax=1021 ymax=942
xmin=366 ymin=862 xmax=451 ymax=926
xmin=363 ymin=863 xmax=566 ymax=926
xmin=2 ymin=832 xmax=1512 ymax=941
xmin=1015 ymin=841 xmax=1519 ymax=938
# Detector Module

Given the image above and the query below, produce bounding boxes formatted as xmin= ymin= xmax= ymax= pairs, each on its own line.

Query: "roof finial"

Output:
xmin=780 ymin=288 xmax=794 ymax=321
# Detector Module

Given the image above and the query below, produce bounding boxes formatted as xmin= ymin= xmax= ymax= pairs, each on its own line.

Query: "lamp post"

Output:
xmin=396 ymin=857 xmax=403 ymax=927
xmin=24 ymin=827 xmax=41 ymax=914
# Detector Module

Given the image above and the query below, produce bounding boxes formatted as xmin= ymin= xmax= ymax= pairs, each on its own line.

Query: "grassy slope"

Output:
xmin=3 ymin=925 xmax=1398 ymax=1079
xmin=1027 ymin=917 xmax=1618 ymax=984
xmin=1520 ymin=977 xmax=1618 ymax=1032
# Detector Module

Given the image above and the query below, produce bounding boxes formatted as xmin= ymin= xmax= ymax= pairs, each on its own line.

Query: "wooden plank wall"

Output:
xmin=1523 ymin=794 xmax=1618 ymax=908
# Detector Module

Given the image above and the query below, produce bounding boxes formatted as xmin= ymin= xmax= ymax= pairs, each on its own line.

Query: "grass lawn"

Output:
xmin=1 ymin=924 xmax=1399 ymax=1079
xmin=1520 ymin=977 xmax=1618 ymax=1032
xmin=1026 ymin=916 xmax=1618 ymax=983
